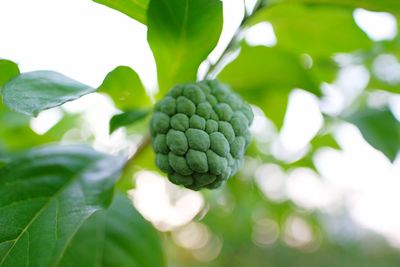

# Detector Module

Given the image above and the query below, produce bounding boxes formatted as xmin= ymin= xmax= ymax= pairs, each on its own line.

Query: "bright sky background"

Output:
xmin=1 ymin=0 xmax=400 ymax=251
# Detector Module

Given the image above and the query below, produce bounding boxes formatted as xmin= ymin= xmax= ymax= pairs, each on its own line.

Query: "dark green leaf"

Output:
xmin=1 ymin=71 xmax=95 ymax=116
xmin=110 ymin=109 xmax=149 ymax=133
xmin=99 ymin=66 xmax=151 ymax=110
xmin=147 ymin=0 xmax=223 ymax=92
xmin=60 ymin=192 xmax=165 ymax=267
xmin=0 ymin=145 xmax=124 ymax=266
xmin=344 ymin=107 xmax=400 ymax=161
xmin=219 ymin=44 xmax=318 ymax=128
xmin=0 ymin=159 xmax=6 ymax=169
xmin=251 ymin=4 xmax=371 ymax=57
xmin=93 ymin=0 xmax=149 ymax=24
xmin=0 ymin=59 xmax=19 ymax=88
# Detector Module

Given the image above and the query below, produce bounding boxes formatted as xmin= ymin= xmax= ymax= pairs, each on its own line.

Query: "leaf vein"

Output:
xmin=0 ymin=158 xmax=100 ymax=266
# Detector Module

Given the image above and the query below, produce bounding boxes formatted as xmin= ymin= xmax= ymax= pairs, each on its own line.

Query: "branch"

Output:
xmin=123 ymin=134 xmax=151 ymax=172
xmin=204 ymin=0 xmax=265 ymax=79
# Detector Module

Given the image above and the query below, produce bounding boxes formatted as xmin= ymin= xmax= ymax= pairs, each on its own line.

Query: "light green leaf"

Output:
xmin=44 ymin=114 xmax=84 ymax=141
xmin=310 ymin=131 xmax=340 ymax=150
xmin=59 ymin=193 xmax=165 ymax=267
xmin=366 ymin=52 xmax=400 ymax=94
xmin=344 ymin=107 xmax=400 ymax=161
xmin=309 ymin=57 xmax=339 ymax=84
xmin=99 ymin=66 xmax=151 ymax=110
xmin=279 ymin=0 xmax=400 ymax=14
xmin=0 ymin=59 xmax=19 ymax=88
xmin=93 ymin=0 xmax=149 ymax=24
xmin=116 ymin=141 xmax=155 ymax=191
xmin=287 ymin=131 xmax=340 ymax=170
xmin=110 ymin=109 xmax=149 ymax=134
xmin=0 ymin=118 xmax=50 ymax=151
xmin=0 ymin=110 xmax=82 ymax=152
xmin=0 ymin=60 xmax=57 ymax=150
xmin=250 ymin=4 xmax=371 ymax=57
xmin=1 ymin=71 xmax=95 ymax=116
xmin=219 ymin=44 xmax=318 ymax=128
xmin=368 ymin=76 xmax=400 ymax=94
xmin=0 ymin=145 xmax=124 ymax=267
xmin=147 ymin=0 xmax=223 ymax=93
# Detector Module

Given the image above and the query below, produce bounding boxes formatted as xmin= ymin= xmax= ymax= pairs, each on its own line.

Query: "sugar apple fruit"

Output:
xmin=150 ymin=80 xmax=253 ymax=190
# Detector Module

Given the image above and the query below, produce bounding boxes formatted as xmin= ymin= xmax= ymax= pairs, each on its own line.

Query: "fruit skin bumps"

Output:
xmin=150 ymin=80 xmax=253 ymax=190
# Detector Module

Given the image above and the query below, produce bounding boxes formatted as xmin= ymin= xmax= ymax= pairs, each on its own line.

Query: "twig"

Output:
xmin=204 ymin=0 xmax=266 ymax=79
xmin=123 ymin=134 xmax=151 ymax=171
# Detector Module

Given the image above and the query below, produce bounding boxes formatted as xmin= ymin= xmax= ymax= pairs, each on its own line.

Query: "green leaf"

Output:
xmin=110 ymin=109 xmax=149 ymax=134
xmin=368 ymin=76 xmax=400 ymax=94
xmin=251 ymin=4 xmax=371 ymax=57
xmin=93 ymin=0 xmax=149 ymax=24
xmin=0 ymin=59 xmax=19 ymax=88
xmin=0 ymin=108 xmax=50 ymax=151
xmin=344 ymin=107 xmax=400 ymax=161
xmin=1 ymin=71 xmax=95 ymax=116
xmin=279 ymin=0 xmax=400 ymax=14
xmin=310 ymin=131 xmax=340 ymax=150
xmin=44 ymin=113 xmax=84 ymax=141
xmin=309 ymin=57 xmax=339 ymax=84
xmin=99 ymin=66 xmax=151 ymax=110
xmin=218 ymin=44 xmax=318 ymax=128
xmin=0 ymin=145 xmax=124 ymax=267
xmin=0 ymin=61 xmax=53 ymax=151
xmin=60 ymin=192 xmax=165 ymax=267
xmin=147 ymin=0 xmax=223 ymax=92
xmin=0 ymin=159 xmax=6 ymax=169
xmin=116 ymin=141 xmax=155 ymax=191
xmin=360 ymin=39 xmax=400 ymax=93
xmin=0 ymin=108 xmax=81 ymax=152
xmin=0 ymin=121 xmax=50 ymax=151
xmin=288 ymin=131 xmax=340 ymax=170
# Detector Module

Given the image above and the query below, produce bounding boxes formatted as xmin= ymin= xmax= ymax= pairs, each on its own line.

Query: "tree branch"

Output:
xmin=123 ymin=134 xmax=151 ymax=172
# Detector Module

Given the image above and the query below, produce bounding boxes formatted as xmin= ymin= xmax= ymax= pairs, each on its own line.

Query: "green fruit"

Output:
xmin=150 ymin=80 xmax=253 ymax=190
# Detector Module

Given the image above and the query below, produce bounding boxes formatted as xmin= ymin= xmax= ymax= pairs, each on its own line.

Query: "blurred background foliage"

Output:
xmin=1 ymin=0 xmax=400 ymax=266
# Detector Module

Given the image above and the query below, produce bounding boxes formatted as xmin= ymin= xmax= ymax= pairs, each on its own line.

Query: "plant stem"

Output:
xmin=123 ymin=134 xmax=151 ymax=171
xmin=204 ymin=0 xmax=265 ymax=79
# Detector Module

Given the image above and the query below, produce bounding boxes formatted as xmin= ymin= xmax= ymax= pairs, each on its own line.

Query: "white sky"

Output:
xmin=0 ymin=0 xmax=155 ymax=88
xmin=1 ymin=0 xmax=400 ymax=249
